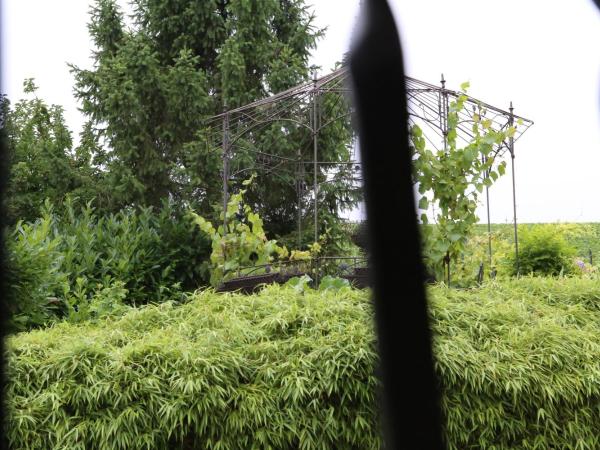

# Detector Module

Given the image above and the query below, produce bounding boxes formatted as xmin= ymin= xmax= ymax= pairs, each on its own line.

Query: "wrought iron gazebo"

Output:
xmin=201 ymin=66 xmax=533 ymax=285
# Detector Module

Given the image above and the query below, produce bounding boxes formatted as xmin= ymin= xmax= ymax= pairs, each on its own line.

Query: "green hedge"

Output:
xmin=6 ymin=278 xmax=600 ymax=449
xmin=5 ymin=286 xmax=380 ymax=449
xmin=431 ymin=277 xmax=600 ymax=449
xmin=5 ymin=198 xmax=212 ymax=331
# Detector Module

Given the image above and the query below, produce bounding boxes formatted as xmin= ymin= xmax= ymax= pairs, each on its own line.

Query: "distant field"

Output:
xmin=344 ymin=221 xmax=600 ymax=264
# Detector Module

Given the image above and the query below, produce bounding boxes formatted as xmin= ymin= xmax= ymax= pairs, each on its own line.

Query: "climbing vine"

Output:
xmin=190 ymin=177 xmax=288 ymax=287
xmin=410 ymin=82 xmax=519 ymax=282
xmin=191 ymin=176 xmax=324 ymax=287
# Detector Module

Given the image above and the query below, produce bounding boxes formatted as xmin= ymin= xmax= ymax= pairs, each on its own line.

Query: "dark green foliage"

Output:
xmin=55 ymin=197 xmax=211 ymax=305
xmin=5 ymin=198 xmax=211 ymax=331
xmin=507 ymin=224 xmax=576 ymax=276
xmin=2 ymin=81 xmax=99 ymax=224
xmin=6 ymin=278 xmax=600 ymax=449
xmin=4 ymin=212 xmax=69 ymax=332
xmin=71 ymin=0 xmax=323 ymax=214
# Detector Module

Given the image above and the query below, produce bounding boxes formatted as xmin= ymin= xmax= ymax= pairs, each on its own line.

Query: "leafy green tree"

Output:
xmin=71 ymin=0 xmax=314 ymax=208
xmin=71 ymin=0 xmax=360 ymax=246
xmin=3 ymin=80 xmax=93 ymax=223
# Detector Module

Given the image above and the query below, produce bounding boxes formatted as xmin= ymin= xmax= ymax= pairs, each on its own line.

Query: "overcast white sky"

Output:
xmin=2 ymin=0 xmax=600 ymax=223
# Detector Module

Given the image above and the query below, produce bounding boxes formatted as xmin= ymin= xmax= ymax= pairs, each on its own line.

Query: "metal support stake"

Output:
xmin=440 ymin=74 xmax=449 ymax=154
xmin=440 ymin=74 xmax=451 ymax=283
xmin=312 ymin=70 xmax=319 ymax=244
xmin=222 ymin=108 xmax=230 ymax=235
xmin=484 ymin=156 xmax=493 ymax=271
xmin=509 ymin=101 xmax=519 ymax=275
xmin=297 ymin=148 xmax=303 ymax=248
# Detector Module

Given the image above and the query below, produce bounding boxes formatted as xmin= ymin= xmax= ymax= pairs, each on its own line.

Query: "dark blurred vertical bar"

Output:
xmin=349 ymin=0 xmax=444 ymax=448
xmin=0 ymin=0 xmax=9 ymax=447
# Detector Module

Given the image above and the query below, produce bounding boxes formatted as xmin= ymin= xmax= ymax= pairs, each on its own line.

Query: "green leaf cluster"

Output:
xmin=6 ymin=277 xmax=600 ymax=449
xmin=411 ymin=87 xmax=513 ymax=281
xmin=283 ymin=275 xmax=351 ymax=293
xmin=507 ymin=224 xmax=577 ymax=276
xmin=4 ymin=208 xmax=69 ymax=331
xmin=191 ymin=180 xmax=289 ymax=287
xmin=5 ymin=197 xmax=211 ymax=331
xmin=6 ymin=286 xmax=380 ymax=449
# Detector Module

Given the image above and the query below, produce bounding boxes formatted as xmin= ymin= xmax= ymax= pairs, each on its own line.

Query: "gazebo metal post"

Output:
xmin=509 ymin=101 xmax=519 ymax=275
xmin=313 ymin=70 xmax=319 ymax=244
xmin=440 ymin=74 xmax=451 ymax=284
xmin=296 ymin=146 xmax=303 ymax=248
xmin=222 ymin=108 xmax=230 ymax=235
xmin=484 ymin=155 xmax=493 ymax=272
xmin=440 ymin=74 xmax=448 ymax=153
xmin=474 ymin=102 xmax=493 ymax=276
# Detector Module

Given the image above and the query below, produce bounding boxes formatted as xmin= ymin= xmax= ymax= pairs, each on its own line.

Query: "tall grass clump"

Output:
xmin=5 ymin=278 xmax=600 ymax=449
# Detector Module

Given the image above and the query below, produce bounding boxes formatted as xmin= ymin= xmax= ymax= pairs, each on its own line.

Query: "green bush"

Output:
xmin=4 ymin=212 xmax=69 ymax=332
xmin=507 ymin=224 xmax=576 ymax=276
xmin=6 ymin=286 xmax=380 ymax=449
xmin=5 ymin=198 xmax=212 ymax=331
xmin=430 ymin=277 xmax=600 ymax=449
xmin=6 ymin=278 xmax=600 ymax=449
xmin=56 ymin=197 xmax=208 ymax=306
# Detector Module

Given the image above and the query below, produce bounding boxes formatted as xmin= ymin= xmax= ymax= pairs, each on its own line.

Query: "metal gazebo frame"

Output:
xmin=202 ymin=66 xmax=533 ymax=277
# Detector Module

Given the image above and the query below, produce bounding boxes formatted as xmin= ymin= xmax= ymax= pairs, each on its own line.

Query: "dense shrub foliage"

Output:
xmin=431 ymin=277 xmax=600 ymax=449
xmin=5 ymin=214 xmax=68 ymax=330
xmin=506 ymin=224 xmax=577 ymax=276
xmin=5 ymin=198 xmax=211 ymax=331
xmin=6 ymin=278 xmax=600 ymax=449
xmin=6 ymin=286 xmax=380 ymax=449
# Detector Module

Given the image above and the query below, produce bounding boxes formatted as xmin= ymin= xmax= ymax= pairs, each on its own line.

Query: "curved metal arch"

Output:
xmin=316 ymin=111 xmax=353 ymax=133
xmin=209 ymin=66 xmax=534 ymax=283
xmin=228 ymin=117 xmax=314 ymax=149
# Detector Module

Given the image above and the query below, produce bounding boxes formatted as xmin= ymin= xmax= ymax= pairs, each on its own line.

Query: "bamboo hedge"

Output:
xmin=5 ymin=277 xmax=600 ymax=449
